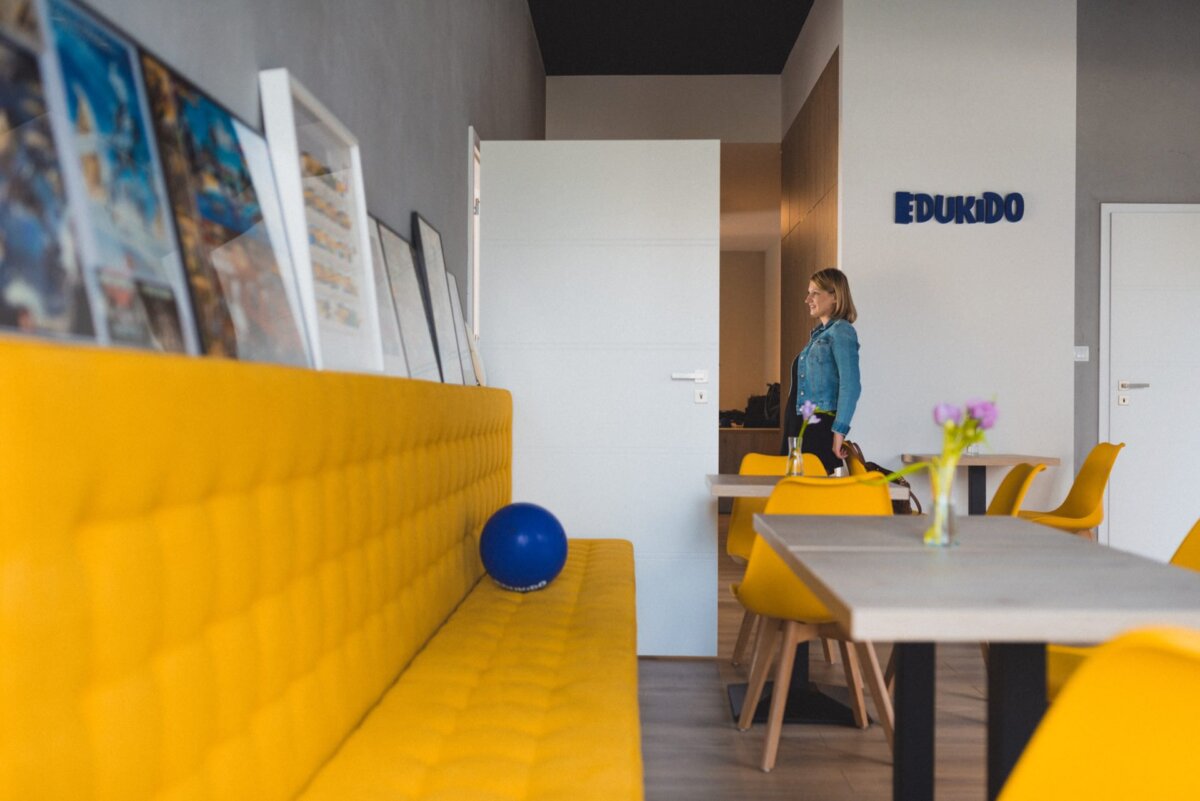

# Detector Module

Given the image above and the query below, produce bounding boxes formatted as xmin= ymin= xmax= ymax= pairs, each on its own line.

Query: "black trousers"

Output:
xmin=800 ymin=413 xmax=842 ymax=475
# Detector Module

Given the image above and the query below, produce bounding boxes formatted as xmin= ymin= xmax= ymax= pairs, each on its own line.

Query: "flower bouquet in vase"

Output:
xmin=786 ymin=401 xmax=824 ymax=476
xmin=898 ymin=399 xmax=997 ymax=546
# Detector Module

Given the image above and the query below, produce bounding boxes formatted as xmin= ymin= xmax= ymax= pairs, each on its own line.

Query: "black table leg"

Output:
xmin=727 ymin=640 xmax=860 ymax=726
xmin=987 ymin=643 xmax=1047 ymax=800
xmin=967 ymin=465 xmax=988 ymax=515
xmin=893 ymin=642 xmax=936 ymax=801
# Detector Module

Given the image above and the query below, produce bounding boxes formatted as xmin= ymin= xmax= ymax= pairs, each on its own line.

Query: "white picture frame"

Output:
xmin=377 ymin=222 xmax=441 ymax=383
xmin=445 ymin=273 xmax=477 ymax=385
xmin=412 ymin=213 xmax=464 ymax=384
xmin=259 ymin=68 xmax=382 ymax=372
xmin=368 ymin=216 xmax=408 ymax=377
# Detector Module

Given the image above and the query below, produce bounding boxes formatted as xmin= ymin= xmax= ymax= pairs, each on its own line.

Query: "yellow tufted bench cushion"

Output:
xmin=0 ymin=339 xmax=642 ymax=801
xmin=301 ymin=539 xmax=642 ymax=801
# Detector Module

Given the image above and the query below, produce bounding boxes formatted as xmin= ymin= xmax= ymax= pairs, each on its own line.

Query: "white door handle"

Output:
xmin=1118 ymin=380 xmax=1150 ymax=390
xmin=671 ymin=370 xmax=709 ymax=383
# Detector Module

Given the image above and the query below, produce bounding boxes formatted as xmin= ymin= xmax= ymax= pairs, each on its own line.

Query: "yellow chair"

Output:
xmin=726 ymin=453 xmax=790 ymax=563
xmin=986 ymin=462 xmax=1046 ymax=516
xmin=1000 ymin=627 xmax=1200 ymax=801
xmin=847 ymin=455 xmax=868 ymax=476
xmin=1046 ymin=517 xmax=1200 ymax=699
xmin=734 ymin=475 xmax=895 ymax=771
xmin=1171 ymin=516 xmax=1200 ymax=571
xmin=727 ymin=453 xmax=824 ymax=665
xmin=802 ymin=452 xmax=829 ymax=477
xmin=1018 ymin=442 xmax=1124 ymax=537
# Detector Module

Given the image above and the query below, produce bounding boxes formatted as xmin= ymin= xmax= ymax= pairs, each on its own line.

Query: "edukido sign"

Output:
xmin=894 ymin=191 xmax=1024 ymax=224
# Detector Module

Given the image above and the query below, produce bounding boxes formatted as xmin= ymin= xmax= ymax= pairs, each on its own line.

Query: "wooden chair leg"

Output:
xmin=732 ymin=609 xmax=758 ymax=666
xmin=738 ymin=617 xmax=781 ymax=731
xmin=855 ymin=641 xmax=895 ymax=753
xmin=884 ymin=644 xmax=896 ymax=695
xmin=822 ymin=637 xmax=839 ymax=664
xmin=762 ymin=620 xmax=802 ymax=772
xmin=837 ymin=639 xmax=868 ymax=728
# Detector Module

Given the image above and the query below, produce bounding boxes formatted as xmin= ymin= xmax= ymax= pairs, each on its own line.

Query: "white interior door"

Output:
xmin=1101 ymin=204 xmax=1200 ymax=560
xmin=480 ymin=140 xmax=720 ymax=656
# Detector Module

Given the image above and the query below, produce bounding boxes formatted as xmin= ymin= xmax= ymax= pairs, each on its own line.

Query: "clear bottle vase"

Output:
xmin=924 ymin=459 xmax=959 ymax=546
xmin=785 ymin=436 xmax=804 ymax=477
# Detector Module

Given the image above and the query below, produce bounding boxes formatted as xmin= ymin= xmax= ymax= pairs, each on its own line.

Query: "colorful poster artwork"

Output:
xmin=142 ymin=54 xmax=309 ymax=366
xmin=46 ymin=0 xmax=192 ymax=351
xmin=0 ymin=33 xmax=91 ymax=337
xmin=300 ymin=148 xmax=366 ymax=338
xmin=0 ymin=1 xmax=38 ymax=48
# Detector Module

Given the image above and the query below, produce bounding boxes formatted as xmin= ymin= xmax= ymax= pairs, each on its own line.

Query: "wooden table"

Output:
xmin=707 ymin=473 xmax=911 ymax=503
xmin=900 ymin=453 xmax=1061 ymax=515
xmin=754 ymin=513 xmax=1200 ymax=801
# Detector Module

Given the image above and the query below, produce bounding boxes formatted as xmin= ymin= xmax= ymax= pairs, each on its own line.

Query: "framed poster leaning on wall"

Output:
xmin=367 ymin=215 xmax=408 ymax=377
xmin=377 ymin=222 xmax=440 ymax=382
xmin=41 ymin=0 xmax=198 ymax=352
xmin=0 ymin=23 xmax=93 ymax=340
xmin=260 ymin=67 xmax=381 ymax=372
xmin=143 ymin=54 xmax=310 ymax=367
xmin=412 ymin=212 xmax=463 ymax=384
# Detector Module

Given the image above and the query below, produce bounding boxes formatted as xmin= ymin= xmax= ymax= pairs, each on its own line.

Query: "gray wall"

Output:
xmin=1075 ymin=0 xmax=1200 ymax=466
xmin=88 ymin=0 xmax=546 ymax=296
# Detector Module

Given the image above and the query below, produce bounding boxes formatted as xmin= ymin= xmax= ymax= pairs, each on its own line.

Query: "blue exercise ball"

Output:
xmin=480 ymin=502 xmax=568 ymax=592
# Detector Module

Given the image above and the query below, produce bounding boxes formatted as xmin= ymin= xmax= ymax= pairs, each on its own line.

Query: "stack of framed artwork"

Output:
xmin=260 ymin=67 xmax=381 ymax=373
xmin=0 ymin=0 xmax=481 ymax=386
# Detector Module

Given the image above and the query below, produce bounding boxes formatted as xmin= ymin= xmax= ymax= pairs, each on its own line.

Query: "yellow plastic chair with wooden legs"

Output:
xmin=727 ymin=453 xmax=825 ymax=666
xmin=727 ymin=453 xmax=788 ymax=666
xmin=734 ymin=475 xmax=895 ymax=772
xmin=1018 ymin=442 xmax=1124 ymax=538
xmin=1045 ymin=516 xmax=1200 ymax=700
xmin=986 ymin=462 xmax=1046 ymax=516
xmin=999 ymin=627 xmax=1200 ymax=801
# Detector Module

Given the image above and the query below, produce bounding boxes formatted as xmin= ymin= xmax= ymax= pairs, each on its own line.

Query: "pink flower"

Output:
xmin=966 ymin=399 xmax=998 ymax=430
xmin=933 ymin=403 xmax=962 ymax=426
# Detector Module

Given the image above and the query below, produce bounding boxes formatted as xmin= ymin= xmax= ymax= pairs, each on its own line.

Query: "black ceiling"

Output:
xmin=526 ymin=0 xmax=814 ymax=76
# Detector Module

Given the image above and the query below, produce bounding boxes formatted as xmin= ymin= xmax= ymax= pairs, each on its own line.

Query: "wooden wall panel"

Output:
xmin=779 ymin=50 xmax=839 ymax=388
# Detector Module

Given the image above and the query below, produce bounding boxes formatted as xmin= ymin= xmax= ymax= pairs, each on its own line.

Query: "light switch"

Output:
xmin=694 ymin=389 xmax=709 ymax=404
xmin=1074 ymin=345 xmax=1090 ymax=362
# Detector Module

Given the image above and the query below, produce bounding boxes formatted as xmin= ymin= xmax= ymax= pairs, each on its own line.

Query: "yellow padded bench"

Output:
xmin=0 ymin=339 xmax=642 ymax=801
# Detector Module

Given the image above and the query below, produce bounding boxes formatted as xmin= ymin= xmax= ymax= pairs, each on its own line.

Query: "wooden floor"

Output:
xmin=638 ymin=515 xmax=988 ymax=800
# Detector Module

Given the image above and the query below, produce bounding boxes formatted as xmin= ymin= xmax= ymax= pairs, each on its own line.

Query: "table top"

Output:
xmin=900 ymin=453 xmax=1062 ymax=467
xmin=707 ymin=473 xmax=910 ymax=502
xmin=754 ymin=514 xmax=1200 ymax=643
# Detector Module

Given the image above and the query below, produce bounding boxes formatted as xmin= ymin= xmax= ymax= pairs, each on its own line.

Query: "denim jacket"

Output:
xmin=795 ymin=318 xmax=861 ymax=435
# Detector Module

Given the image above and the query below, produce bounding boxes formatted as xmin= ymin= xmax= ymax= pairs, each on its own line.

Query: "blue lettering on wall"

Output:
xmin=894 ymin=191 xmax=1025 ymax=224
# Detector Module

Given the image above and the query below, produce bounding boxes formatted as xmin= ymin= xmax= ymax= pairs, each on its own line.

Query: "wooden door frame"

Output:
xmin=1098 ymin=203 xmax=1200 ymax=546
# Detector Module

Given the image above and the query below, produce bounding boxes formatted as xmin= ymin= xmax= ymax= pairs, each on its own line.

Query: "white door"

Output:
xmin=1101 ymin=204 xmax=1200 ymax=560
xmin=480 ymin=140 xmax=720 ymax=656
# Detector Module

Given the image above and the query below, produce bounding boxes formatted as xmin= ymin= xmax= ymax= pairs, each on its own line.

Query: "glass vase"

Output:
xmin=924 ymin=458 xmax=959 ymax=546
xmin=785 ymin=436 xmax=804 ymax=476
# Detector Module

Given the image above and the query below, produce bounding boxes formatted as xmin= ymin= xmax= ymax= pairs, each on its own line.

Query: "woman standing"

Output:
xmin=783 ymin=268 xmax=861 ymax=474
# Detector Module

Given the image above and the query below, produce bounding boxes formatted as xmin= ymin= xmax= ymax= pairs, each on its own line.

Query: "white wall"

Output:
xmin=781 ymin=0 xmax=843 ymax=137
xmin=839 ymin=0 xmax=1077 ymax=510
xmin=480 ymin=140 xmax=720 ymax=656
xmin=546 ymin=75 xmax=780 ymax=143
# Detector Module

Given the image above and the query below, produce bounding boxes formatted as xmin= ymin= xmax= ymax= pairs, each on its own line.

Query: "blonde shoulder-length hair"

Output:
xmin=811 ymin=267 xmax=857 ymax=324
